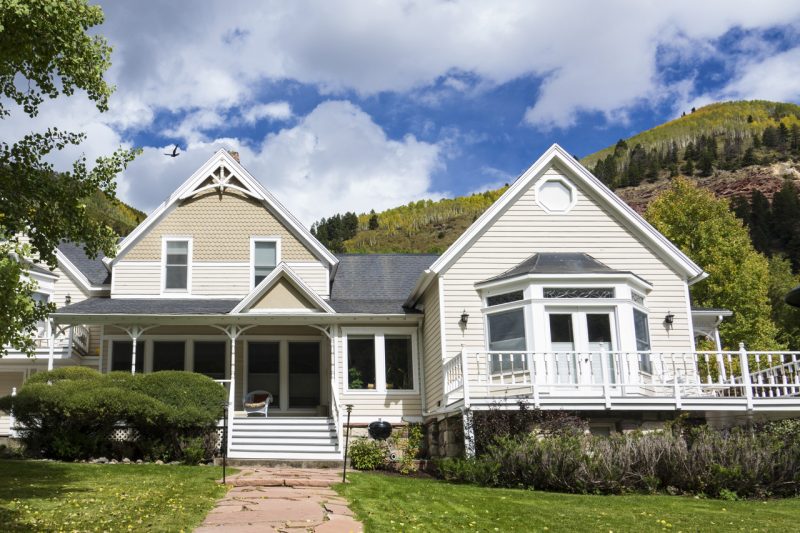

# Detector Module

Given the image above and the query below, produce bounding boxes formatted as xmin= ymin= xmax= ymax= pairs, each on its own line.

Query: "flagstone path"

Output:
xmin=195 ymin=467 xmax=363 ymax=533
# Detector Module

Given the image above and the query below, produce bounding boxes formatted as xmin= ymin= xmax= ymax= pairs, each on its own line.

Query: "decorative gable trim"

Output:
xmin=107 ymin=149 xmax=338 ymax=269
xmin=231 ymin=263 xmax=335 ymax=314
xmin=405 ymin=144 xmax=706 ymax=307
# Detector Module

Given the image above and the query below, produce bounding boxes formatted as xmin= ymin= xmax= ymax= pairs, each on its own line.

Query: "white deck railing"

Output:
xmin=443 ymin=346 xmax=800 ymax=411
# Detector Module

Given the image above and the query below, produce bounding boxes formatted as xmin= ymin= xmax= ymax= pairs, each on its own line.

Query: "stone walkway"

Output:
xmin=196 ymin=467 xmax=364 ymax=533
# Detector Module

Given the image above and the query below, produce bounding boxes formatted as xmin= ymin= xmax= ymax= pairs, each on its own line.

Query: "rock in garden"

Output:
xmin=155 ymin=459 xmax=164 ymax=465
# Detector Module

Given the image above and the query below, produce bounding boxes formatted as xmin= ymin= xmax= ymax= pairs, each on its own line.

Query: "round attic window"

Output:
xmin=536 ymin=178 xmax=575 ymax=213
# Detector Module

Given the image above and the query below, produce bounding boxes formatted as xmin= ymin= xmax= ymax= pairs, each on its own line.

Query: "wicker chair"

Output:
xmin=243 ymin=390 xmax=273 ymax=417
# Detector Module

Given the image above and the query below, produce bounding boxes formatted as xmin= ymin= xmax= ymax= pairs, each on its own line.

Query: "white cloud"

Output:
xmin=116 ymin=101 xmax=444 ymax=225
xmin=719 ymin=46 xmax=800 ymax=102
xmin=241 ymin=102 xmax=293 ymax=124
xmin=94 ymin=0 xmax=800 ymax=131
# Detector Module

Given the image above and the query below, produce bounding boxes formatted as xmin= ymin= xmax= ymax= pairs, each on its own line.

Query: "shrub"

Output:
xmin=3 ymin=368 xmax=225 ymax=463
xmin=437 ymin=422 xmax=800 ymax=498
xmin=393 ymin=424 xmax=424 ymax=474
xmin=350 ymin=437 xmax=387 ymax=470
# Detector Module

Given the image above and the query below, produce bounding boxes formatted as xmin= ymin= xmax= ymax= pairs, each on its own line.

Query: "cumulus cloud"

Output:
xmin=96 ymin=1 xmax=800 ymax=130
xmin=117 ymin=101 xmax=444 ymax=225
xmin=242 ymin=102 xmax=293 ymax=124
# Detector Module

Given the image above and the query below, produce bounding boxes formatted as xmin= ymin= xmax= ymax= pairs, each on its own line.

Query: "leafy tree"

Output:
xmin=766 ymin=255 xmax=800 ymax=350
xmin=0 ymin=0 xmax=139 ymax=356
xmin=770 ymin=180 xmax=800 ymax=270
xmin=748 ymin=190 xmax=773 ymax=255
xmin=645 ymin=178 xmax=781 ymax=350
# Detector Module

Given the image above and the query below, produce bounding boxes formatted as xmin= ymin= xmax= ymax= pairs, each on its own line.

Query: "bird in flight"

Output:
xmin=164 ymin=144 xmax=180 ymax=157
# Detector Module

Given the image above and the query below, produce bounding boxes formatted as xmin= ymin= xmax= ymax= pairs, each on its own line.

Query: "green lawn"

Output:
xmin=336 ymin=472 xmax=799 ymax=532
xmin=0 ymin=459 xmax=228 ymax=532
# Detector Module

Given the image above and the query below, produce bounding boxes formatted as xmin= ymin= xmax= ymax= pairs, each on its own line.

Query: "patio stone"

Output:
xmin=324 ymin=503 xmax=354 ymax=517
xmin=314 ymin=515 xmax=364 ymax=533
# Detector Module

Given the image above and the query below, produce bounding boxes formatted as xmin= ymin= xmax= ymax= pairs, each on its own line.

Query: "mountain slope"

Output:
xmin=85 ymin=190 xmax=145 ymax=236
xmin=310 ymin=100 xmax=800 ymax=256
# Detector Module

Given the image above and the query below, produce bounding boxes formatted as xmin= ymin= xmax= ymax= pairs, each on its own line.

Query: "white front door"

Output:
xmin=546 ymin=308 xmax=617 ymax=386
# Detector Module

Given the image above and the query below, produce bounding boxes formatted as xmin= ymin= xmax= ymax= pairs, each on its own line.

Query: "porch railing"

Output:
xmin=29 ymin=325 xmax=91 ymax=356
xmin=444 ymin=346 xmax=800 ymax=410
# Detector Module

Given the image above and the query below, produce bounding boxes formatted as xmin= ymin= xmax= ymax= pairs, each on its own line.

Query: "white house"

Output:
xmin=2 ymin=145 xmax=799 ymax=459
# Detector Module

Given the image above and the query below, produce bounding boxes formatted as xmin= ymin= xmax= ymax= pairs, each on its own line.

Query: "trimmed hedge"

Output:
xmin=1 ymin=367 xmax=225 ymax=462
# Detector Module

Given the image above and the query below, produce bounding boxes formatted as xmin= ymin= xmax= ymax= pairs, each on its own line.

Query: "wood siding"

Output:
xmin=442 ymin=164 xmax=694 ymax=364
xmin=123 ymin=191 xmax=316 ymax=262
xmin=421 ymin=280 xmax=444 ymax=412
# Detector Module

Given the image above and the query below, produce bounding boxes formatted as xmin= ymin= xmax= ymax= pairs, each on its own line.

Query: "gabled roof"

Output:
xmin=57 ymin=242 xmax=110 ymax=286
xmin=478 ymin=252 xmax=651 ymax=288
xmin=107 ymin=149 xmax=338 ymax=269
xmin=406 ymin=144 xmax=706 ymax=305
xmin=231 ymin=263 xmax=334 ymax=314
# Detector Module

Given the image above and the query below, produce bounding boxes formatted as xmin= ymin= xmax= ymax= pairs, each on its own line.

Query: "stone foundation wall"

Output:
xmin=343 ymin=423 xmax=427 ymax=459
xmin=425 ymin=415 xmax=464 ymax=458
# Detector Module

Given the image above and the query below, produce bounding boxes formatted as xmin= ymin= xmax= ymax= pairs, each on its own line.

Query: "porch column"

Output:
xmin=121 ymin=326 xmax=152 ymax=374
xmin=222 ymin=325 xmax=244 ymax=457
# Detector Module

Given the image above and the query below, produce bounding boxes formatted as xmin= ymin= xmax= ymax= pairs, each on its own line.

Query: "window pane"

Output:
xmin=253 ymin=241 xmax=276 ymax=285
xmin=634 ymin=310 xmax=652 ymax=373
xmin=544 ymin=287 xmax=614 ymax=299
xmin=486 ymin=290 xmax=524 ymax=307
xmin=248 ymin=342 xmax=279 ymax=397
xmin=166 ymin=240 xmax=188 ymax=261
xmin=587 ymin=314 xmax=612 ymax=348
xmin=111 ymin=341 xmax=143 ymax=373
xmin=194 ymin=341 xmax=226 ymax=380
xmin=487 ymin=309 xmax=526 ymax=351
xmin=549 ymin=314 xmax=575 ymax=351
xmin=385 ymin=336 xmax=413 ymax=390
xmin=347 ymin=337 xmax=376 ymax=390
xmin=152 ymin=341 xmax=185 ymax=372
xmin=289 ymin=342 xmax=320 ymax=407
xmin=165 ymin=265 xmax=187 ymax=289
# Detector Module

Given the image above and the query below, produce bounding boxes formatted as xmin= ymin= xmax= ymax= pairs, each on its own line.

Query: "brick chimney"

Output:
xmin=228 ymin=150 xmax=240 ymax=163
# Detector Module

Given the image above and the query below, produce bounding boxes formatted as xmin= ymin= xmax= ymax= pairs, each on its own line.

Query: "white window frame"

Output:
xmin=535 ymin=176 xmax=577 ymax=214
xmin=161 ymin=236 xmax=193 ymax=295
xmin=250 ymin=236 xmax=281 ymax=290
xmin=342 ymin=327 xmax=420 ymax=395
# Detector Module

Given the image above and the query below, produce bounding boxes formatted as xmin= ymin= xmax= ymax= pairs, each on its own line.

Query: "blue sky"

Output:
xmin=6 ymin=1 xmax=800 ymax=225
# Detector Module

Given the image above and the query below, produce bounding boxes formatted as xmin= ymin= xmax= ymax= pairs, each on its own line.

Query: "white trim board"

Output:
xmin=232 ymin=263 xmax=335 ymax=314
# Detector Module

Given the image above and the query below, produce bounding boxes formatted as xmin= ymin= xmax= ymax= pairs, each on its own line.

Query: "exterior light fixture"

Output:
xmin=664 ymin=311 xmax=675 ymax=325
xmin=65 ymin=294 xmax=71 ymax=306
xmin=460 ymin=310 xmax=469 ymax=327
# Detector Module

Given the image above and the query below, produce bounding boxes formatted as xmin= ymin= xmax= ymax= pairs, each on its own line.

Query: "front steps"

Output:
xmin=228 ymin=416 xmax=342 ymax=461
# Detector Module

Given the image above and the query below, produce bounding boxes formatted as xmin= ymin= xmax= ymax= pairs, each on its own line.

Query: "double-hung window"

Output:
xmin=252 ymin=239 xmax=278 ymax=287
xmin=164 ymin=239 xmax=190 ymax=291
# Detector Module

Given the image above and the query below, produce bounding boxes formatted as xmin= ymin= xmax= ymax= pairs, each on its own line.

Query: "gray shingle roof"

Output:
xmin=58 ymin=242 xmax=111 ymax=286
xmin=332 ymin=254 xmax=438 ymax=300
xmin=57 ymin=298 xmax=239 ymax=315
xmin=481 ymin=252 xmax=648 ymax=285
xmin=327 ymin=299 xmax=420 ymax=314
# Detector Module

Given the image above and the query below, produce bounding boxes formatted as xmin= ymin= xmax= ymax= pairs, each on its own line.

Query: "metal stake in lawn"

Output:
xmin=221 ymin=400 xmax=228 ymax=484
xmin=342 ymin=404 xmax=353 ymax=483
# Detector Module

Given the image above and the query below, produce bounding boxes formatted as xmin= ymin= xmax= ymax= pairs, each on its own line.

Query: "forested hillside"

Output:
xmin=311 ymin=100 xmax=800 ymax=270
xmin=85 ymin=190 xmax=145 ymax=236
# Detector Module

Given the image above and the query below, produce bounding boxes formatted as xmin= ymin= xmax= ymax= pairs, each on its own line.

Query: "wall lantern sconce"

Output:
xmin=664 ymin=311 xmax=675 ymax=326
xmin=459 ymin=310 xmax=469 ymax=327
xmin=65 ymin=294 xmax=71 ymax=306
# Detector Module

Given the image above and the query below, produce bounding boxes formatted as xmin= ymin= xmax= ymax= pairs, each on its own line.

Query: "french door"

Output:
xmin=246 ymin=340 xmax=321 ymax=411
xmin=546 ymin=308 xmax=617 ymax=386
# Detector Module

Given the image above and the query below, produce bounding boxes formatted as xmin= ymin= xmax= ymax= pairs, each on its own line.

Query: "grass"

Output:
xmin=335 ymin=472 xmax=800 ymax=532
xmin=0 ymin=459 xmax=228 ymax=532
